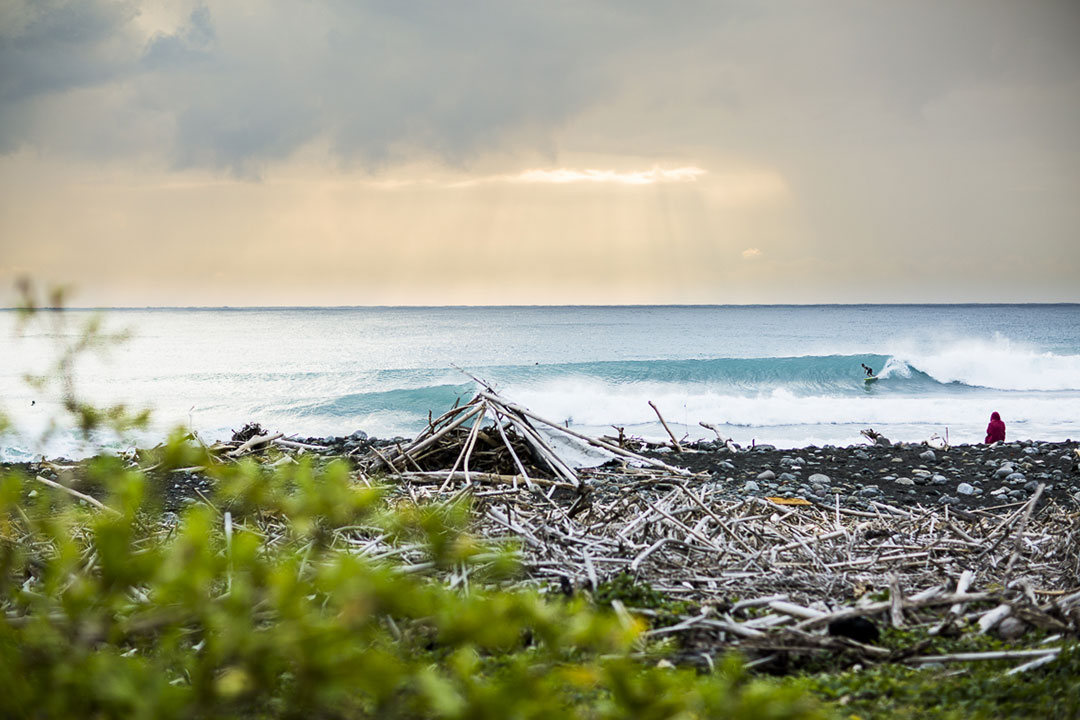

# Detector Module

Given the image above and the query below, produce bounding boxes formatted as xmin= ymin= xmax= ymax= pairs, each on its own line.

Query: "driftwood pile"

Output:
xmin=351 ymin=384 xmax=688 ymax=491
xmin=50 ymin=386 xmax=1075 ymax=675
xmin=343 ymin=388 xmax=1080 ymax=675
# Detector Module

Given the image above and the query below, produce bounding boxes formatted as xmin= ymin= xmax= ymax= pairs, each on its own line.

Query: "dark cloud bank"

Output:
xmin=1 ymin=0 xmax=1077 ymax=174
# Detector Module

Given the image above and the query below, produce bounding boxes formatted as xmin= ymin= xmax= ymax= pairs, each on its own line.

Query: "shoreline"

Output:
xmin=9 ymin=430 xmax=1078 ymax=516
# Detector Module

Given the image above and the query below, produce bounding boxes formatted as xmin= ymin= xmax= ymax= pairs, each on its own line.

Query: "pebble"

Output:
xmin=920 ymin=450 xmax=936 ymax=462
xmin=956 ymin=482 xmax=976 ymax=496
xmin=808 ymin=473 xmax=831 ymax=485
xmin=757 ymin=470 xmax=776 ymax=481
xmin=995 ymin=617 xmax=1028 ymax=641
xmin=742 ymin=480 xmax=761 ymax=493
xmin=1006 ymin=472 xmax=1026 ymax=484
xmin=894 ymin=477 xmax=915 ymax=486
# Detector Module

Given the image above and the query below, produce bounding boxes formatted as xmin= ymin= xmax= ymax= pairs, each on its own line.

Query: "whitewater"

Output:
xmin=2 ymin=304 xmax=1079 ymax=461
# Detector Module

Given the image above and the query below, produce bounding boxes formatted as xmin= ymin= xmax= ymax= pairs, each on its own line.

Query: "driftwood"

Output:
xmin=354 ymin=385 xmax=692 ymax=491
xmin=342 ymin=386 xmax=1079 ymax=676
xmin=49 ymin=379 xmax=1078 ymax=678
xmin=649 ymin=401 xmax=684 ymax=452
xmin=32 ymin=474 xmax=120 ymax=515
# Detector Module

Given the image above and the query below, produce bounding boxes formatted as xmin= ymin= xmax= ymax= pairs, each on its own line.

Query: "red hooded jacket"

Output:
xmin=985 ymin=412 xmax=1006 ymax=444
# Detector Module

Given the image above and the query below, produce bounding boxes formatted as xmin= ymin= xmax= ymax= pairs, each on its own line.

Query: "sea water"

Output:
xmin=2 ymin=304 xmax=1079 ymax=460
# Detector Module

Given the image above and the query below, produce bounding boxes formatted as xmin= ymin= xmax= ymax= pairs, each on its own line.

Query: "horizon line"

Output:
xmin=2 ymin=301 xmax=1078 ymax=311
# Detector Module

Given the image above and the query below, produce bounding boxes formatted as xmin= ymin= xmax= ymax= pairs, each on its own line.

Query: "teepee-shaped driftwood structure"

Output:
xmin=354 ymin=375 xmax=688 ymax=491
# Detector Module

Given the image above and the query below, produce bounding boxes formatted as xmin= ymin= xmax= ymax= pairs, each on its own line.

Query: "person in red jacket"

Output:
xmin=985 ymin=411 xmax=1006 ymax=444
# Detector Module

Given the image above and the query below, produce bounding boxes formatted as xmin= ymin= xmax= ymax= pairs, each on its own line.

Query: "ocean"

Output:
xmin=2 ymin=304 xmax=1079 ymax=461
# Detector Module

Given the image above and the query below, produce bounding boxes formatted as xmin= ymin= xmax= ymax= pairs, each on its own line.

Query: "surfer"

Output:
xmin=985 ymin=411 xmax=1006 ymax=444
xmin=861 ymin=363 xmax=874 ymax=378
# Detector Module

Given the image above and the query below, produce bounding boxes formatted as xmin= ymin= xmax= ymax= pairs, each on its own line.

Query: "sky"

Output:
xmin=1 ymin=0 xmax=1079 ymax=306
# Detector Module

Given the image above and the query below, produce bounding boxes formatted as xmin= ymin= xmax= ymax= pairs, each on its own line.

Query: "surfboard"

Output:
xmin=864 ymin=376 xmax=878 ymax=384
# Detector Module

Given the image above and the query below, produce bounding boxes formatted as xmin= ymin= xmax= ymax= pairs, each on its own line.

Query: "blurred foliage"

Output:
xmin=1 ymin=283 xmax=822 ymax=717
xmin=592 ymin=572 xmax=693 ymax=630
xmin=798 ymin=643 xmax=1080 ymax=719
xmin=0 ymin=443 xmax=824 ymax=719
xmin=8 ymin=278 xmax=149 ymax=447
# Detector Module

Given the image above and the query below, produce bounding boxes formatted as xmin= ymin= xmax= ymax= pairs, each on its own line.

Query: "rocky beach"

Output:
xmin=111 ymin=430 xmax=1080 ymax=515
xmin=7 ymin=416 xmax=1080 ymax=716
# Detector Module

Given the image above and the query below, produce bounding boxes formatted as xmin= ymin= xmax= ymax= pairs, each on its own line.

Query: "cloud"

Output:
xmin=513 ymin=167 xmax=705 ymax=185
xmin=141 ymin=5 xmax=215 ymax=70
xmin=1 ymin=1 xmax=1075 ymax=175
xmin=0 ymin=0 xmax=135 ymax=104
xmin=0 ymin=0 xmax=139 ymax=152
xmin=741 ymin=248 xmax=762 ymax=260
xmin=1 ymin=1 xmax=1079 ymax=305
xmin=450 ymin=166 xmax=706 ymax=188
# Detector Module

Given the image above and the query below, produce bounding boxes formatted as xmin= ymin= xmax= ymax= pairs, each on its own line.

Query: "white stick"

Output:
xmin=911 ymin=648 xmax=1060 ymax=664
xmin=1006 ymin=652 xmax=1061 ymax=675
xmin=478 ymin=391 xmax=690 ymax=475
xmin=228 ymin=432 xmax=285 ymax=457
xmin=768 ymin=600 xmax=827 ymax=620
xmin=33 ymin=475 xmax=120 ymax=515
xmin=890 ymin=573 xmax=905 ymax=628
xmin=978 ymin=603 xmax=1013 ymax=634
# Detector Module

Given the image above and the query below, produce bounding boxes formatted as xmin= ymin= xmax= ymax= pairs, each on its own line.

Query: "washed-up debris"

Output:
xmin=389 ymin=460 xmax=1079 ymax=674
xmin=354 ymin=381 xmax=690 ymax=490
xmin=23 ymin=381 xmax=1080 ymax=675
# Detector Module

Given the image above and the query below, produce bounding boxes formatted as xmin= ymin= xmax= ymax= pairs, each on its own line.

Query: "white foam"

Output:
xmin=505 ymin=378 xmax=1080 ymax=446
xmin=893 ymin=335 xmax=1080 ymax=391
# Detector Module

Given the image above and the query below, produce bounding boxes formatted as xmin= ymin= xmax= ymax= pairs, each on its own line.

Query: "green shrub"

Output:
xmin=0 ymin=443 xmax=824 ymax=719
xmin=799 ymin=645 xmax=1080 ymax=720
